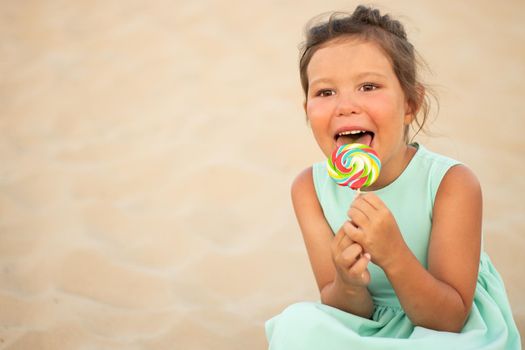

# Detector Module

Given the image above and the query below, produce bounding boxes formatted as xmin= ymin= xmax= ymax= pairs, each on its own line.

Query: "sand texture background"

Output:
xmin=1 ymin=0 xmax=523 ymax=349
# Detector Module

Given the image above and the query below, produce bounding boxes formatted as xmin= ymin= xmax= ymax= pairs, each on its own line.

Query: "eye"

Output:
xmin=317 ymin=89 xmax=336 ymax=97
xmin=359 ymin=83 xmax=378 ymax=92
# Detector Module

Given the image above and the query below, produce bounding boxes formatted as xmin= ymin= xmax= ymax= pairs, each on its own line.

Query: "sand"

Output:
xmin=0 ymin=0 xmax=523 ymax=349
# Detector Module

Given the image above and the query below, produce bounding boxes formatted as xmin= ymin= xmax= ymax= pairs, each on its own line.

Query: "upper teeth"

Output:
xmin=338 ymin=130 xmax=366 ymax=136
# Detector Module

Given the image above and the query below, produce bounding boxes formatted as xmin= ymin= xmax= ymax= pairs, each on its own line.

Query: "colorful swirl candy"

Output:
xmin=327 ymin=143 xmax=381 ymax=190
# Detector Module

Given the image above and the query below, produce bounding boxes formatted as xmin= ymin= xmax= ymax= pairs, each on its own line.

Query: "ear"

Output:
xmin=403 ymin=101 xmax=415 ymax=125
xmin=404 ymin=84 xmax=425 ymax=125
xmin=303 ymin=100 xmax=309 ymax=123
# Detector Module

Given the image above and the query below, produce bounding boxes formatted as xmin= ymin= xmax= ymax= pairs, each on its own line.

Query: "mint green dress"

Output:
xmin=266 ymin=144 xmax=520 ymax=349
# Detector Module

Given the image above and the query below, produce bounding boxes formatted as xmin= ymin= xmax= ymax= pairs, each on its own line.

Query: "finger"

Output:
xmin=338 ymin=225 xmax=354 ymax=249
xmin=340 ymin=231 xmax=353 ymax=249
xmin=331 ymin=228 xmax=346 ymax=255
xmin=358 ymin=192 xmax=383 ymax=210
xmin=341 ymin=243 xmax=363 ymax=263
xmin=333 ymin=227 xmax=346 ymax=246
xmin=343 ymin=220 xmax=365 ymax=245
xmin=348 ymin=206 xmax=369 ymax=228
xmin=340 ymin=243 xmax=363 ymax=267
xmin=359 ymin=193 xmax=392 ymax=222
xmin=332 ymin=226 xmax=353 ymax=256
xmin=348 ymin=253 xmax=371 ymax=279
xmin=350 ymin=194 xmax=376 ymax=216
xmin=342 ymin=220 xmax=355 ymax=236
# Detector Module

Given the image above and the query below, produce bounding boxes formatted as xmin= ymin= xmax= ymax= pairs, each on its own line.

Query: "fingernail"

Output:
xmin=364 ymin=253 xmax=371 ymax=260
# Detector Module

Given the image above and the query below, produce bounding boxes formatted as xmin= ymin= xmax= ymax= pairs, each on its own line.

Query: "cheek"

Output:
xmin=306 ymin=98 xmax=335 ymax=124
xmin=366 ymin=93 xmax=405 ymax=124
xmin=305 ymin=100 xmax=332 ymax=149
xmin=305 ymin=102 xmax=325 ymax=130
xmin=305 ymin=99 xmax=322 ymax=118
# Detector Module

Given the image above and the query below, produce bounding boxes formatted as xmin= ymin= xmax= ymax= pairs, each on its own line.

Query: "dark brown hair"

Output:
xmin=299 ymin=5 xmax=434 ymax=141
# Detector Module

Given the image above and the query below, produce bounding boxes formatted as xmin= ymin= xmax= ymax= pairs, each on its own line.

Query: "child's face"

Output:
xmin=305 ymin=37 xmax=413 ymax=168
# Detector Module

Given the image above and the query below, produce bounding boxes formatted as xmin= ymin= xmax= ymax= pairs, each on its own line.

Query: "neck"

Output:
xmin=364 ymin=144 xmax=416 ymax=192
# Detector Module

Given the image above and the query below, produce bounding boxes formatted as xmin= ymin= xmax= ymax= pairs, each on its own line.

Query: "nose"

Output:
xmin=335 ymin=93 xmax=362 ymax=117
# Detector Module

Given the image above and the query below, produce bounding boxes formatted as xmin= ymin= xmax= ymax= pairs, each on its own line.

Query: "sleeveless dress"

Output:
xmin=266 ymin=144 xmax=521 ymax=349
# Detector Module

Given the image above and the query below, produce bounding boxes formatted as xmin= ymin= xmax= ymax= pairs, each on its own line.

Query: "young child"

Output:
xmin=266 ymin=5 xmax=520 ymax=349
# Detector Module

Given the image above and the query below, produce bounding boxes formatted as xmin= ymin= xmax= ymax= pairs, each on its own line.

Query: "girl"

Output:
xmin=266 ymin=5 xmax=520 ymax=350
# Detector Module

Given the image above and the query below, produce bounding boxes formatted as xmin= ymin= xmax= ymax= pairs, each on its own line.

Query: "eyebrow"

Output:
xmin=354 ymin=72 xmax=388 ymax=80
xmin=308 ymin=77 xmax=332 ymax=86
xmin=309 ymin=71 xmax=388 ymax=86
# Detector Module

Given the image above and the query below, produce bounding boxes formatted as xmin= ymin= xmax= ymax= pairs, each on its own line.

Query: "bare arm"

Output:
xmin=345 ymin=164 xmax=481 ymax=331
xmin=291 ymin=167 xmax=374 ymax=318
xmin=392 ymin=164 xmax=481 ymax=331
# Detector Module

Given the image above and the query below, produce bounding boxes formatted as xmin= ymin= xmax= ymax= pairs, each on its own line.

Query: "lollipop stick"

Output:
xmin=352 ymin=187 xmax=372 ymax=260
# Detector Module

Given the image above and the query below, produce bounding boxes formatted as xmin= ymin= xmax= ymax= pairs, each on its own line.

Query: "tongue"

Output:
xmin=336 ymin=133 xmax=373 ymax=147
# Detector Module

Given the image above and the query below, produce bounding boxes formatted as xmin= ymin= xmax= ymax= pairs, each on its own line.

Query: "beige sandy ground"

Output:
xmin=0 ymin=0 xmax=523 ymax=349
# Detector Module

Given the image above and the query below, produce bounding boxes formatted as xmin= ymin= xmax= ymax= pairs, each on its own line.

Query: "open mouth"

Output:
xmin=335 ymin=130 xmax=374 ymax=147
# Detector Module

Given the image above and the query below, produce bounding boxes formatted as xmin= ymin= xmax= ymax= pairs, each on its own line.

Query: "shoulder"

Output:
xmin=437 ymin=164 xmax=482 ymax=203
xmin=433 ymin=164 xmax=483 ymax=231
xmin=291 ymin=165 xmax=330 ymax=221
xmin=291 ymin=166 xmax=315 ymax=204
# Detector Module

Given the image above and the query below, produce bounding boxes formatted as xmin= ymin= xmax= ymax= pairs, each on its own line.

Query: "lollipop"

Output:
xmin=327 ymin=143 xmax=381 ymax=190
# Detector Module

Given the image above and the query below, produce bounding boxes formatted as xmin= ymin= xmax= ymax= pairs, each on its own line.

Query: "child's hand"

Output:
xmin=331 ymin=228 xmax=371 ymax=288
xmin=343 ymin=193 xmax=406 ymax=269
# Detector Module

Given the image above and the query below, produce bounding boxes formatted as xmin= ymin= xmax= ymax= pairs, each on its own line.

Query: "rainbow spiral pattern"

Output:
xmin=327 ymin=143 xmax=381 ymax=189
